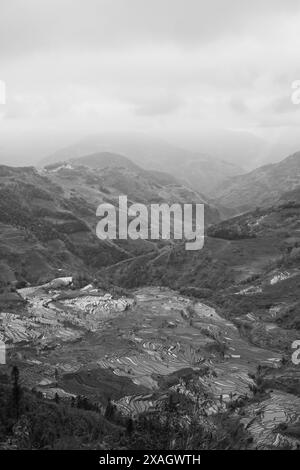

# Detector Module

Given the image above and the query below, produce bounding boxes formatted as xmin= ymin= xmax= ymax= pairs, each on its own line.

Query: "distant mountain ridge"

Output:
xmin=70 ymin=151 xmax=140 ymax=171
xmin=213 ymin=151 xmax=300 ymax=213
xmin=47 ymin=151 xmax=179 ymax=186
xmin=40 ymin=135 xmax=244 ymax=197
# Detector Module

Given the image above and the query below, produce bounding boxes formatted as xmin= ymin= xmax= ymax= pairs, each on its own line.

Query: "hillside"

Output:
xmin=1 ymin=165 xmax=299 ymax=450
xmin=44 ymin=157 xmax=219 ymax=220
xmin=101 ymin=188 xmax=300 ymax=309
xmin=41 ymin=135 xmax=243 ymax=197
xmin=0 ymin=161 xmax=219 ymax=287
xmin=1 ymin=199 xmax=299 ymax=449
xmin=69 ymin=151 xmax=140 ymax=171
xmin=99 ymin=190 xmax=300 ymax=375
xmin=0 ymin=165 xmax=130 ymax=287
xmin=214 ymin=151 xmax=300 ymax=213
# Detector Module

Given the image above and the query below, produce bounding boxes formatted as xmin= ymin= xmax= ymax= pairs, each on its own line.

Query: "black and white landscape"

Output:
xmin=0 ymin=0 xmax=300 ymax=452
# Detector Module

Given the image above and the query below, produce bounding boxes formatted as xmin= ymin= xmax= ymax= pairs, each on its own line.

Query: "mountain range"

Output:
xmin=1 ymin=145 xmax=300 ymax=450
xmin=213 ymin=151 xmax=300 ymax=213
xmin=0 ymin=156 xmax=219 ymax=287
xmin=2 ymin=146 xmax=300 ymax=288
xmin=40 ymin=134 xmax=243 ymax=197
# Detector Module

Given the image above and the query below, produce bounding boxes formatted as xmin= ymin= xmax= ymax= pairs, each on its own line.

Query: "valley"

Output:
xmin=1 ymin=275 xmax=299 ymax=449
xmin=0 ymin=151 xmax=300 ymax=450
xmin=2 ymin=0 xmax=300 ymax=454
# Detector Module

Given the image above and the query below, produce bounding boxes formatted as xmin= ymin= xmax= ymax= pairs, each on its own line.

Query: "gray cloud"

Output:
xmin=270 ymin=95 xmax=300 ymax=114
xmin=1 ymin=0 xmax=299 ymax=57
xmin=1 ymin=0 xmax=300 ymax=164
xmin=134 ymin=92 xmax=183 ymax=116
xmin=229 ymin=96 xmax=249 ymax=114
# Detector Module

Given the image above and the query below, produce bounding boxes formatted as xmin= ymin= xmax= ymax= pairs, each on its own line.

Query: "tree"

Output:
xmin=54 ymin=368 xmax=59 ymax=386
xmin=104 ymin=397 xmax=115 ymax=420
xmin=126 ymin=417 xmax=134 ymax=435
xmin=11 ymin=365 xmax=22 ymax=420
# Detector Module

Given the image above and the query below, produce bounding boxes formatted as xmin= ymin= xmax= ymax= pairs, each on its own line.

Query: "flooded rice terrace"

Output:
xmin=1 ymin=281 xmax=299 ymax=448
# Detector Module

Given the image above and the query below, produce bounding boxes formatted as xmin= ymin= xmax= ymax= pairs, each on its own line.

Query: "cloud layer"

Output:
xmin=1 ymin=0 xmax=300 ymax=162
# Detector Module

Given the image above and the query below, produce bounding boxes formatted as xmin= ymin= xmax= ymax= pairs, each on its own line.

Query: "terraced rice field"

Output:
xmin=2 ymin=283 xmax=298 ymax=448
xmin=93 ymin=288 xmax=283 ymax=412
xmin=244 ymin=391 xmax=300 ymax=448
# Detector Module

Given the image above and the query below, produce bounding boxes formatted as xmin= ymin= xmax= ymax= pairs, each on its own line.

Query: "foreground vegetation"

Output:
xmin=0 ymin=367 xmax=252 ymax=450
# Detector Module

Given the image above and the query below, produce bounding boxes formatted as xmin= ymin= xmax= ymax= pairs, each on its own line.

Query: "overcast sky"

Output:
xmin=1 ymin=0 xmax=300 ymax=165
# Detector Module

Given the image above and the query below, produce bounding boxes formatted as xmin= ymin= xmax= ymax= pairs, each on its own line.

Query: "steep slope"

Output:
xmin=45 ymin=156 xmax=220 ymax=224
xmin=0 ymin=165 xmax=130 ymax=287
xmin=214 ymin=151 xmax=300 ymax=213
xmin=100 ymin=190 xmax=300 ymax=363
xmin=1 ymin=168 xmax=299 ymax=450
xmin=0 ymin=161 xmax=219 ymax=287
xmin=102 ymin=188 xmax=300 ymax=293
